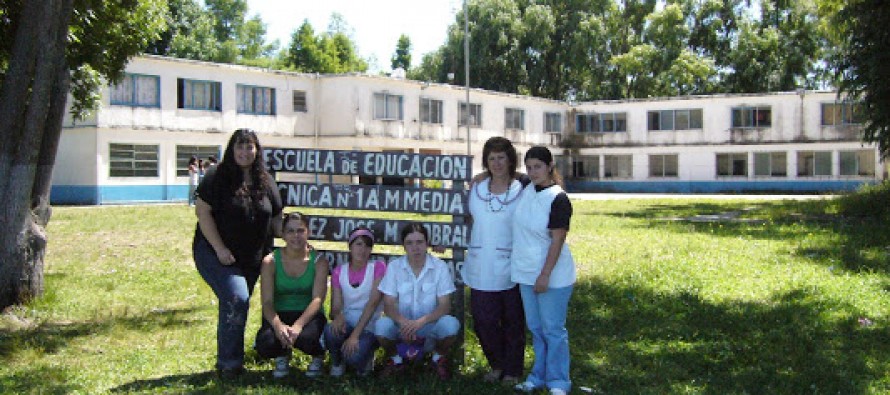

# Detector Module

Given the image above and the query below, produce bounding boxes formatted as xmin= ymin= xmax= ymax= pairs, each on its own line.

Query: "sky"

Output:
xmin=244 ymin=0 xmax=462 ymax=72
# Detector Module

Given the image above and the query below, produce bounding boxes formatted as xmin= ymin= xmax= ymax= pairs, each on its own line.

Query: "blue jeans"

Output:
xmin=323 ymin=321 xmax=379 ymax=369
xmin=194 ymin=237 xmax=260 ymax=371
xmin=374 ymin=315 xmax=460 ymax=342
xmin=520 ymin=284 xmax=573 ymax=392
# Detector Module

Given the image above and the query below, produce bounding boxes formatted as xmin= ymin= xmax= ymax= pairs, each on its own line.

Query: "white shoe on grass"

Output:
xmin=330 ymin=363 xmax=345 ymax=377
xmin=514 ymin=381 xmax=539 ymax=393
xmin=305 ymin=356 xmax=324 ymax=377
xmin=272 ymin=356 xmax=290 ymax=379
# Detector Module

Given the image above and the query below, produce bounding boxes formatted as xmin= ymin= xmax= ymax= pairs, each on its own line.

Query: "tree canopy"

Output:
xmin=391 ymin=34 xmax=412 ymax=72
xmin=831 ymin=0 xmax=890 ymax=158
xmin=145 ymin=0 xmax=276 ymax=66
xmin=414 ymin=0 xmax=831 ymax=101
xmin=285 ymin=19 xmax=367 ymax=74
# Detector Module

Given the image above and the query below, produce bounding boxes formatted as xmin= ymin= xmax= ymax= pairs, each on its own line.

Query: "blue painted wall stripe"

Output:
xmin=52 ymin=185 xmax=191 ymax=205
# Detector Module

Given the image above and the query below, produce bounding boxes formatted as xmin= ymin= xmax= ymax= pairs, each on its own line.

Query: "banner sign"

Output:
xmin=265 ymin=148 xmax=471 ymax=181
xmin=278 ymin=182 xmax=467 ymax=215
xmin=303 ymin=216 xmax=469 ymax=248
xmin=318 ymin=250 xmax=463 ymax=285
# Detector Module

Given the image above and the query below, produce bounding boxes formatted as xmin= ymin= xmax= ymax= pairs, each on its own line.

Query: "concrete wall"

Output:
xmin=50 ymin=55 xmax=883 ymax=204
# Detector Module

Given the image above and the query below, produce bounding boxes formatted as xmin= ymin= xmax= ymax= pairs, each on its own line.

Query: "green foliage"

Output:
xmin=61 ymin=0 xmax=168 ymax=119
xmin=407 ymin=49 xmax=444 ymax=81
xmin=148 ymin=0 xmax=219 ymax=61
xmin=838 ymin=181 xmax=890 ymax=220
xmin=145 ymin=0 xmax=276 ymax=66
xmin=391 ymin=34 xmax=412 ymax=71
xmin=286 ymin=19 xmax=367 ymax=74
xmin=832 ymin=0 xmax=890 ymax=158
xmin=418 ymin=0 xmax=830 ymax=100
xmin=1 ymin=200 xmax=888 ymax=393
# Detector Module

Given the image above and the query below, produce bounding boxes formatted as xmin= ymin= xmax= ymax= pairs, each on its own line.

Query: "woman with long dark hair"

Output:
xmin=254 ymin=212 xmax=329 ymax=379
xmin=193 ymin=128 xmax=282 ymax=378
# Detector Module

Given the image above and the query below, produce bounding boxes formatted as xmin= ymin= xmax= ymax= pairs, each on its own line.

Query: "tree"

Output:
xmin=146 ymin=0 xmax=218 ymax=61
xmin=204 ymin=0 xmax=247 ymax=43
xmin=147 ymin=0 xmax=274 ymax=65
xmin=285 ymin=19 xmax=367 ymax=74
xmin=391 ymin=34 xmax=412 ymax=71
xmin=421 ymin=0 xmax=827 ymax=100
xmin=0 ymin=0 xmax=166 ymax=309
xmin=408 ymin=49 xmax=445 ymax=81
xmin=288 ymin=20 xmax=323 ymax=72
xmin=832 ymin=0 xmax=890 ymax=157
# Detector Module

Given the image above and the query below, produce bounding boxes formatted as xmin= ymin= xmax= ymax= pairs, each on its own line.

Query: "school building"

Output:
xmin=52 ymin=55 xmax=883 ymax=204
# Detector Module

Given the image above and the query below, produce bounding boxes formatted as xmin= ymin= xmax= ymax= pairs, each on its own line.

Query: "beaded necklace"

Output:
xmin=475 ymin=178 xmax=522 ymax=212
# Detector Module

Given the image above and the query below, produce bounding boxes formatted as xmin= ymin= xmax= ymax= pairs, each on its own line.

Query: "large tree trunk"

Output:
xmin=0 ymin=0 xmax=74 ymax=311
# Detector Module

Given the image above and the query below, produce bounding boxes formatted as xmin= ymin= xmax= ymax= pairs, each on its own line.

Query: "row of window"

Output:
xmin=375 ymin=92 xmax=551 ymax=131
xmin=568 ymin=150 xmax=876 ymax=180
xmin=575 ymin=103 xmax=861 ymax=134
xmin=109 ymin=144 xmax=220 ymax=178
xmin=112 ymin=73 xmax=306 ymax=115
xmin=111 ymin=73 xmax=863 ymax=134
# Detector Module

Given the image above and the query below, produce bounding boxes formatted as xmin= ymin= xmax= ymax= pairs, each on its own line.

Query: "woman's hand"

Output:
xmin=274 ymin=322 xmax=293 ymax=349
xmin=331 ymin=314 xmax=347 ymax=336
xmin=342 ymin=333 xmax=360 ymax=357
xmin=399 ymin=318 xmax=425 ymax=342
xmin=534 ymin=273 xmax=550 ymax=293
xmin=470 ymin=172 xmax=488 ymax=187
xmin=215 ymin=247 xmax=236 ymax=265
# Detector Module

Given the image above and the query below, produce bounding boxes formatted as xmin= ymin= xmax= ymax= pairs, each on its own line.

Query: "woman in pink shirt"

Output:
xmin=322 ymin=226 xmax=387 ymax=377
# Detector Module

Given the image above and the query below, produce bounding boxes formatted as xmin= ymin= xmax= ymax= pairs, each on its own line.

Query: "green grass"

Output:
xmin=1 ymin=197 xmax=888 ymax=394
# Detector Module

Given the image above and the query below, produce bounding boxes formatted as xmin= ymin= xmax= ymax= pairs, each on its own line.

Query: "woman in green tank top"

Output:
xmin=254 ymin=212 xmax=330 ymax=379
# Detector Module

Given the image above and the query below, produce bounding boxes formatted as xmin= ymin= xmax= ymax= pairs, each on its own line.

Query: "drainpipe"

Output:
xmin=314 ymin=73 xmax=322 ymax=184
xmin=797 ymin=88 xmax=806 ymax=141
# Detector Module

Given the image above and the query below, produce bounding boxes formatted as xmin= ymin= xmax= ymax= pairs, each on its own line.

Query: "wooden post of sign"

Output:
xmin=264 ymin=147 xmax=472 ymax=370
xmin=451 ymin=179 xmax=468 ymax=367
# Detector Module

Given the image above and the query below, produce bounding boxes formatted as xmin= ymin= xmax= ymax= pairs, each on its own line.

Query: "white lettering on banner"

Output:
xmin=332 ymin=218 xmax=377 ymax=240
xmin=361 ymin=153 xmax=468 ymax=179
xmin=266 ymin=149 xmax=337 ymax=173
xmin=422 ymin=223 xmax=468 ymax=248
xmin=278 ymin=183 xmax=466 ymax=215
xmin=308 ymin=217 xmax=326 ymax=239
xmin=268 ymin=148 xmax=470 ymax=181
xmin=283 ymin=184 xmax=333 ymax=207
xmin=384 ymin=222 xmax=399 ymax=244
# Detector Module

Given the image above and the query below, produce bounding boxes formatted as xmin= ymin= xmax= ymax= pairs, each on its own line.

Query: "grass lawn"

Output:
xmin=1 ymin=197 xmax=888 ymax=394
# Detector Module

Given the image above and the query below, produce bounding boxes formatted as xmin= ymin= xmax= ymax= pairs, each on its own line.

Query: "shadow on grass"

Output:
xmin=0 ymin=307 xmax=205 ymax=360
xmin=569 ymin=279 xmax=889 ymax=394
xmin=109 ymin=363 xmax=519 ymax=394
xmin=0 ymin=364 xmax=77 ymax=394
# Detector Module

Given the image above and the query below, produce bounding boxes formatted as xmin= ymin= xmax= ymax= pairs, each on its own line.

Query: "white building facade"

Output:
xmin=52 ymin=55 xmax=882 ymax=204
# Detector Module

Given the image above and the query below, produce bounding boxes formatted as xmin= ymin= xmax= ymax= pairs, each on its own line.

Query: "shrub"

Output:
xmin=838 ymin=181 xmax=890 ymax=219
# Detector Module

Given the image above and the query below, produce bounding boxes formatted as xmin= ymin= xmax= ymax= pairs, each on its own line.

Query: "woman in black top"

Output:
xmin=193 ymin=129 xmax=282 ymax=378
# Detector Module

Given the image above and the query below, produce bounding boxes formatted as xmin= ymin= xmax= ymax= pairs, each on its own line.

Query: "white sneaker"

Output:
xmin=329 ymin=363 xmax=345 ymax=377
xmin=305 ymin=356 xmax=324 ymax=377
xmin=514 ymin=381 xmax=539 ymax=393
xmin=550 ymin=389 xmax=568 ymax=395
xmin=272 ymin=356 xmax=290 ymax=379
